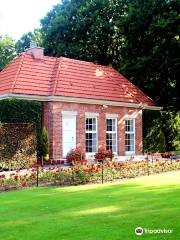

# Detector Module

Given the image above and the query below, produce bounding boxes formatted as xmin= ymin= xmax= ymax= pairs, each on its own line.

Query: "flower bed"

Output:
xmin=0 ymin=159 xmax=180 ymax=191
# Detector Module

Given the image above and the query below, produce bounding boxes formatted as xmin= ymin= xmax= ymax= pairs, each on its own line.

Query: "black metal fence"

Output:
xmin=0 ymin=157 xmax=179 ymax=191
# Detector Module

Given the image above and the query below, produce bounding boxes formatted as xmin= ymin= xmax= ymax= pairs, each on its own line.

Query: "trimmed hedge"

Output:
xmin=0 ymin=123 xmax=37 ymax=170
xmin=0 ymin=98 xmax=41 ymax=157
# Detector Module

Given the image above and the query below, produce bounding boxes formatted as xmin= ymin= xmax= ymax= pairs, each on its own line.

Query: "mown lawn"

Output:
xmin=0 ymin=171 xmax=179 ymax=240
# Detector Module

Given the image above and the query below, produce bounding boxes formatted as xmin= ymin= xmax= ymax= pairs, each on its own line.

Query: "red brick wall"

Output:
xmin=42 ymin=102 xmax=143 ymax=160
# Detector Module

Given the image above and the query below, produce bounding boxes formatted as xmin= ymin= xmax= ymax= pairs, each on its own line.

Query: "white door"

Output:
xmin=62 ymin=115 xmax=76 ymax=157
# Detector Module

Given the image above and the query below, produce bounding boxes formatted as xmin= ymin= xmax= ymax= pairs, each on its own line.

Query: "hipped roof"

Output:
xmin=0 ymin=51 xmax=160 ymax=110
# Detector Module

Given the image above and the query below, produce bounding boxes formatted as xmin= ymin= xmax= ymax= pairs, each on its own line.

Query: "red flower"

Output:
xmin=98 ymin=162 xmax=102 ymax=168
xmin=106 ymin=162 xmax=111 ymax=167
xmin=81 ymin=160 xmax=88 ymax=165
xmin=93 ymin=168 xmax=99 ymax=173
xmin=49 ymin=167 xmax=54 ymax=170
xmin=21 ymin=182 xmax=27 ymax=187
xmin=34 ymin=163 xmax=41 ymax=168
xmin=14 ymin=175 xmax=18 ymax=180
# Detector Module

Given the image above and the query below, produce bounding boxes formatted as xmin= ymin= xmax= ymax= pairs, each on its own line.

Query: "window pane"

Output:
xmin=130 ymin=120 xmax=134 ymax=131
xmin=112 ymin=144 xmax=116 ymax=152
xmin=112 ymin=119 xmax=116 ymax=131
xmin=86 ymin=118 xmax=97 ymax=152
xmin=107 ymin=133 xmax=112 ymax=140
xmin=126 ymin=145 xmax=130 ymax=151
xmin=106 ymin=119 xmax=117 ymax=152
xmin=125 ymin=119 xmax=135 ymax=133
xmin=92 ymin=144 xmax=97 ymax=152
xmin=92 ymin=123 xmax=96 ymax=131
xmin=106 ymin=119 xmax=112 ymax=131
xmin=125 ymin=131 xmax=135 ymax=152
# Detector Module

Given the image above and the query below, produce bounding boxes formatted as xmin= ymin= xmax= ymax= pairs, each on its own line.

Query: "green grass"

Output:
xmin=0 ymin=171 xmax=180 ymax=240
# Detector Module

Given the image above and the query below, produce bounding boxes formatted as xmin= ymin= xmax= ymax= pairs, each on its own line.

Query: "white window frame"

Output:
xmin=85 ymin=117 xmax=98 ymax=153
xmin=125 ymin=118 xmax=135 ymax=155
xmin=106 ymin=118 xmax=117 ymax=154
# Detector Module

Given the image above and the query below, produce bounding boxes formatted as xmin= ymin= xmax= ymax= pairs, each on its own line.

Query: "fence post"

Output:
xmin=34 ymin=163 xmax=40 ymax=187
xmin=101 ymin=159 xmax=104 ymax=184
xmin=37 ymin=167 xmax=39 ymax=187
xmin=146 ymin=153 xmax=149 ymax=176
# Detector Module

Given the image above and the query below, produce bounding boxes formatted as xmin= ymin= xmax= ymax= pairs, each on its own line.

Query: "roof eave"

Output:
xmin=0 ymin=93 xmax=162 ymax=110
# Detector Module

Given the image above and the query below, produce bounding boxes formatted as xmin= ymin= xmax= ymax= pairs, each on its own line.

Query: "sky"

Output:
xmin=0 ymin=0 xmax=61 ymax=40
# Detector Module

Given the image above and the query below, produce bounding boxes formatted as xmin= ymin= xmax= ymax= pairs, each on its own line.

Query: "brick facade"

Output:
xmin=42 ymin=102 xmax=143 ymax=160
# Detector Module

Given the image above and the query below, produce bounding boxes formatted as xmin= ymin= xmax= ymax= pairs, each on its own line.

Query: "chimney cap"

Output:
xmin=30 ymin=41 xmax=38 ymax=48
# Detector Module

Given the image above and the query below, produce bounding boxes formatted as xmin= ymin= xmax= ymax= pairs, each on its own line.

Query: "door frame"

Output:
xmin=62 ymin=111 xmax=77 ymax=157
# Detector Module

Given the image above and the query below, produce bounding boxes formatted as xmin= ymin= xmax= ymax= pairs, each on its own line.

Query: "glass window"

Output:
xmin=86 ymin=118 xmax=97 ymax=152
xmin=106 ymin=118 xmax=117 ymax=153
xmin=125 ymin=119 xmax=135 ymax=153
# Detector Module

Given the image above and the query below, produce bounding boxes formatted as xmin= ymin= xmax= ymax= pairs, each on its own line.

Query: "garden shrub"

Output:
xmin=94 ymin=147 xmax=114 ymax=161
xmin=40 ymin=127 xmax=49 ymax=162
xmin=66 ymin=148 xmax=85 ymax=165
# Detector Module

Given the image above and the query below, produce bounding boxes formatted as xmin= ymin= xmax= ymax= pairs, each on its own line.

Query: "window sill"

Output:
xmin=125 ymin=151 xmax=135 ymax=156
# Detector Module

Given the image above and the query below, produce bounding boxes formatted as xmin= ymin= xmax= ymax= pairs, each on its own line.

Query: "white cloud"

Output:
xmin=0 ymin=0 xmax=60 ymax=40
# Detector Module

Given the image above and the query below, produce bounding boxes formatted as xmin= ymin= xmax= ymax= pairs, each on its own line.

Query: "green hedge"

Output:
xmin=0 ymin=123 xmax=37 ymax=170
xmin=0 ymin=98 xmax=41 ymax=158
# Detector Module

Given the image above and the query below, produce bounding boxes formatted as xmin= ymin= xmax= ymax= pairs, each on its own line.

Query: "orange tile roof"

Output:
xmin=0 ymin=51 xmax=156 ymax=106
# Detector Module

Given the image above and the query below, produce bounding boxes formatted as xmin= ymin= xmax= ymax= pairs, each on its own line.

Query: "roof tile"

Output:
xmin=0 ymin=52 xmax=156 ymax=106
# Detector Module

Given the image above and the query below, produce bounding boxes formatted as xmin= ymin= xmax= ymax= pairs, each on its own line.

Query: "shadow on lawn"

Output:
xmin=0 ymin=178 xmax=179 ymax=240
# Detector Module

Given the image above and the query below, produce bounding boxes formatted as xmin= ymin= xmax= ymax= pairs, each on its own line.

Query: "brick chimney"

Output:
xmin=25 ymin=42 xmax=44 ymax=59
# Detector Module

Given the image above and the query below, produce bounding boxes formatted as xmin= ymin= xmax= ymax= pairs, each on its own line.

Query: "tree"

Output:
xmin=15 ymin=29 xmax=43 ymax=54
xmin=120 ymin=0 xmax=180 ymax=151
xmin=0 ymin=35 xmax=16 ymax=70
xmin=40 ymin=127 xmax=49 ymax=162
xmin=120 ymin=0 xmax=179 ymax=111
xmin=41 ymin=0 xmax=124 ymax=66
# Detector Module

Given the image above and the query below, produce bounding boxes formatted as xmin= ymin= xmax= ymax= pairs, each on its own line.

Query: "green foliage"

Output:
xmin=15 ymin=29 xmax=43 ymax=53
xmin=143 ymin=110 xmax=180 ymax=152
xmin=40 ymin=127 xmax=49 ymax=161
xmin=161 ymin=111 xmax=180 ymax=151
xmin=0 ymin=123 xmax=37 ymax=170
xmin=41 ymin=0 xmax=124 ymax=66
xmin=0 ymin=35 xmax=16 ymax=70
xmin=143 ymin=110 xmax=166 ymax=152
xmin=120 ymin=0 xmax=179 ymax=111
xmin=0 ymin=98 xmax=41 ymax=157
